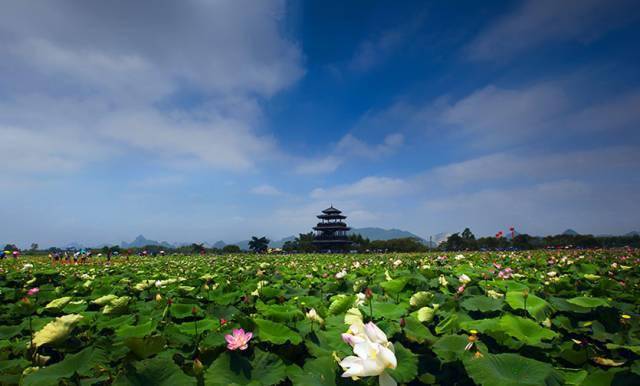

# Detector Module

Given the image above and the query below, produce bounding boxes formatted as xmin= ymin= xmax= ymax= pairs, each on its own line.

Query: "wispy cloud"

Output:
xmin=251 ymin=184 xmax=283 ymax=196
xmin=0 ymin=0 xmax=303 ymax=177
xmin=348 ymin=13 xmax=425 ymax=72
xmin=466 ymin=0 xmax=639 ymax=61
xmin=310 ymin=176 xmax=411 ymax=199
xmin=295 ymin=133 xmax=404 ymax=175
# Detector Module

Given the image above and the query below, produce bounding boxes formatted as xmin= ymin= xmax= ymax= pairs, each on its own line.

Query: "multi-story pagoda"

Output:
xmin=313 ymin=206 xmax=353 ymax=251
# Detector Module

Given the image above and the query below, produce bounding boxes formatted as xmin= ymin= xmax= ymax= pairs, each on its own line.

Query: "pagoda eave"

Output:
xmin=313 ymin=226 xmax=351 ymax=231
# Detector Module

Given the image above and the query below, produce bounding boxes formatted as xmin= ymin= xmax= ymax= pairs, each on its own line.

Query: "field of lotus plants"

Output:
xmin=1 ymin=249 xmax=639 ymax=385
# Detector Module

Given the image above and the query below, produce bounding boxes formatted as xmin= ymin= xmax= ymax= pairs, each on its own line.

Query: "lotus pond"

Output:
xmin=1 ymin=250 xmax=639 ymax=385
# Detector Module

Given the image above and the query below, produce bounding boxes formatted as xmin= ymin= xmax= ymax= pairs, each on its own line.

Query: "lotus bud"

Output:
xmin=364 ymin=287 xmax=373 ymax=300
xmin=155 ymin=293 xmax=162 ymax=302
xmin=193 ymin=358 xmax=204 ymax=375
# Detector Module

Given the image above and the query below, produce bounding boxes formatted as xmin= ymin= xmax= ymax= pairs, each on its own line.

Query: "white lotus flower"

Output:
xmin=438 ymin=275 xmax=448 ymax=287
xmin=458 ymin=274 xmax=471 ymax=284
xmin=354 ymin=292 xmax=367 ymax=307
xmin=339 ymin=321 xmax=397 ymax=386
xmin=22 ymin=263 xmax=33 ymax=271
xmin=306 ymin=308 xmax=324 ymax=324
xmin=336 ymin=270 xmax=347 ymax=279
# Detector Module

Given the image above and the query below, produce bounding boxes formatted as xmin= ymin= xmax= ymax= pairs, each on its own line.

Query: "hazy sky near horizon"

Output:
xmin=1 ymin=0 xmax=640 ymax=247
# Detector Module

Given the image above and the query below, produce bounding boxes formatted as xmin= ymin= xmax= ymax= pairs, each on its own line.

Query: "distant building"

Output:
xmin=312 ymin=206 xmax=353 ymax=252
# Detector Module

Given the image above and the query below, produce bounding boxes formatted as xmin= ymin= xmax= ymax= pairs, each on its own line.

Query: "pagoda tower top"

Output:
xmin=312 ymin=206 xmax=353 ymax=251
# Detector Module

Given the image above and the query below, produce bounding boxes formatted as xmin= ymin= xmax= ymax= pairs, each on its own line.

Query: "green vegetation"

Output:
xmin=0 ymin=249 xmax=639 ymax=385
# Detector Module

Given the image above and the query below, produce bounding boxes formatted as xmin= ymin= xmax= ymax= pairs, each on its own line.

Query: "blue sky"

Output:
xmin=1 ymin=0 xmax=639 ymax=247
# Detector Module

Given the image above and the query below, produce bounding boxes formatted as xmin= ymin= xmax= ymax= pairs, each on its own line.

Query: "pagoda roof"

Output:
xmin=322 ymin=206 xmax=342 ymax=214
xmin=317 ymin=214 xmax=346 ymax=220
xmin=314 ymin=225 xmax=351 ymax=231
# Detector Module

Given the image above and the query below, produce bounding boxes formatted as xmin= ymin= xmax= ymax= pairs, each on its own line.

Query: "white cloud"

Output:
xmin=310 ymin=176 xmax=411 ymax=199
xmin=441 ymin=83 xmax=570 ymax=146
xmin=428 ymin=146 xmax=640 ymax=187
xmin=295 ymin=133 xmax=404 ymax=175
xmin=0 ymin=125 xmax=114 ymax=174
xmin=421 ymin=179 xmax=640 ymax=236
xmin=251 ymin=184 xmax=283 ymax=196
xmin=0 ymin=0 xmax=303 ymax=176
xmin=354 ymin=78 xmax=640 ymax=150
xmin=295 ymin=156 xmax=343 ymax=175
xmin=336 ymin=133 xmax=404 ymax=158
xmin=466 ymin=0 xmax=639 ymax=61
xmin=349 ymin=14 xmax=425 ymax=72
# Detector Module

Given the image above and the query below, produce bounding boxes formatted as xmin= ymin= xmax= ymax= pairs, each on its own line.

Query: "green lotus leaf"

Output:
xmin=23 ymin=345 xmax=107 ymax=386
xmin=403 ymin=315 xmax=436 ymax=344
xmin=461 ymin=295 xmax=504 ymax=313
xmin=115 ymin=356 xmax=195 ymax=386
xmin=287 ymin=356 xmax=336 ymax=386
xmin=124 ymin=335 xmax=166 ymax=359
xmin=566 ymin=296 xmax=609 ymax=308
xmin=328 ymin=295 xmax=354 ymax=315
xmin=414 ymin=305 xmax=438 ymax=323
xmin=409 ymin=291 xmax=434 ymax=308
xmin=498 ymin=314 xmax=558 ymax=345
xmin=254 ymin=318 xmax=302 ymax=345
xmin=380 ymin=278 xmax=408 ymax=295
xmin=92 ymin=294 xmax=119 ymax=306
xmin=505 ymin=291 xmax=552 ymax=321
xmin=371 ymin=301 xmax=407 ymax=320
xmin=116 ymin=320 xmax=157 ymax=338
xmin=256 ymin=302 xmax=305 ymax=322
xmin=102 ymin=296 xmax=131 ymax=315
xmin=32 ymin=314 xmax=83 ymax=348
xmin=388 ymin=342 xmax=418 ymax=383
xmin=204 ymin=349 xmax=286 ymax=386
xmin=170 ymin=303 xmax=199 ymax=319
xmin=45 ymin=296 xmax=72 ymax=310
xmin=432 ymin=334 xmax=486 ymax=363
xmin=134 ymin=280 xmax=155 ymax=291
xmin=463 ymin=353 xmax=563 ymax=386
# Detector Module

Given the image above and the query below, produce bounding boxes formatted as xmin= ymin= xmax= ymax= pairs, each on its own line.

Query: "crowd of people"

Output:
xmin=1 ymin=247 xmax=167 ymax=265
xmin=0 ymin=250 xmax=21 ymax=259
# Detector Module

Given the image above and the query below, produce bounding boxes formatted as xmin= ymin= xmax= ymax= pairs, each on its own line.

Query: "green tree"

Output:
xmin=248 ymin=236 xmax=270 ymax=253
xmin=461 ymin=228 xmax=475 ymax=240
xmin=30 ymin=243 xmax=39 ymax=251
xmin=442 ymin=233 xmax=463 ymax=251
xmin=191 ymin=243 xmax=206 ymax=254
xmin=222 ymin=244 xmax=241 ymax=253
xmin=3 ymin=244 xmax=19 ymax=251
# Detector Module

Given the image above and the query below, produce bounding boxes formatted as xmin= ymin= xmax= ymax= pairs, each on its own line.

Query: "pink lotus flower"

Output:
xmin=27 ymin=287 xmax=40 ymax=296
xmin=225 ymin=328 xmax=253 ymax=351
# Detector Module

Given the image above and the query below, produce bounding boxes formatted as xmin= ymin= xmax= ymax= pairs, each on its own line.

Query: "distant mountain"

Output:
xmin=64 ymin=242 xmax=85 ymax=250
xmin=625 ymin=231 xmax=640 ymax=237
xmin=120 ymin=235 xmax=173 ymax=249
xmin=349 ymin=227 xmax=431 ymax=245
xmin=562 ymin=229 xmax=579 ymax=236
xmin=429 ymin=232 xmax=451 ymax=247
xmin=270 ymin=236 xmax=296 ymax=249
xmin=213 ymin=240 xmax=226 ymax=249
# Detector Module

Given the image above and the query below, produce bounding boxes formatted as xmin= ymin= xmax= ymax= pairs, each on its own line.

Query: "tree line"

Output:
xmin=439 ymin=228 xmax=640 ymax=251
xmin=5 ymin=230 xmax=638 ymax=256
